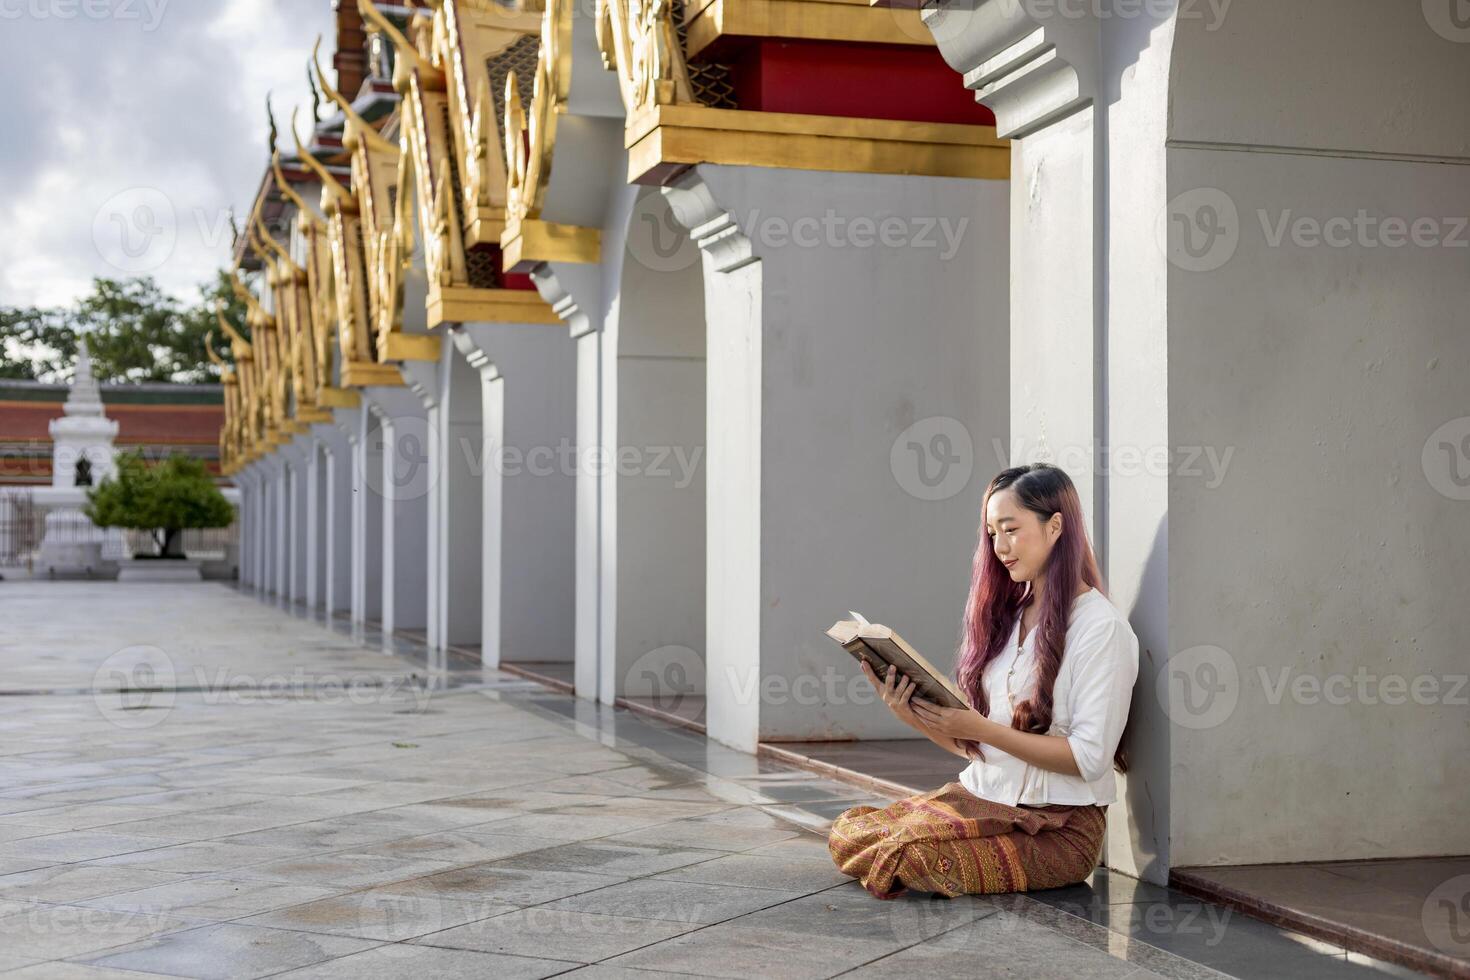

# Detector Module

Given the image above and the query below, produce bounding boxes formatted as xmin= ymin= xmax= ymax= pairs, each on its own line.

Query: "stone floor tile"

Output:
xmin=0 ymin=830 xmax=184 ymax=863
xmin=85 ymin=840 xmax=306 ymax=874
xmin=0 ymin=864 xmax=190 ymax=904
xmin=73 ymin=921 xmax=382 ymax=980
xmin=601 ymin=921 xmax=908 ymax=979
xmin=544 ymin=877 xmax=805 ymax=925
xmin=74 ymin=875 xmax=345 ymax=920
xmin=0 ymin=903 xmax=203 ymax=960
xmin=483 ymin=840 xmax=729 ymax=879
xmin=649 ymin=851 xmax=853 ymax=893
xmin=236 ymin=887 xmax=513 ymax=942
xmin=375 ymin=865 xmax=624 ymax=908
xmin=269 ymin=941 xmax=579 ymax=979
xmin=413 ymin=906 xmax=699 ymax=961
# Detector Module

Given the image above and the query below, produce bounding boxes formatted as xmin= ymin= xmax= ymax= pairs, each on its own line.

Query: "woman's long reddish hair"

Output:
xmin=953 ymin=464 xmax=1124 ymax=770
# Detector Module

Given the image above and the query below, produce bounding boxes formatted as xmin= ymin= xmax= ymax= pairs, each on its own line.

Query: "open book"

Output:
xmin=826 ymin=612 xmax=969 ymax=710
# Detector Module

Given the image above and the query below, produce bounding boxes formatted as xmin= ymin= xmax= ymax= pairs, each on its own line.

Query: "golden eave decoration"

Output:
xmin=310 ymin=39 xmax=435 ymax=367
xmin=596 ymin=0 xmax=693 ymax=114
xmin=362 ymin=0 xmax=559 ymax=327
xmin=291 ymin=99 xmax=403 ymax=389
xmin=270 ymin=150 xmax=355 ymax=410
xmin=594 ymin=0 xmax=1008 ymax=185
xmin=500 ymin=0 xmax=601 ymax=273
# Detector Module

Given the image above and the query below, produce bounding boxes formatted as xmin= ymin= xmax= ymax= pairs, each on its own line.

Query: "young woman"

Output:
xmin=828 ymin=463 xmax=1140 ymax=899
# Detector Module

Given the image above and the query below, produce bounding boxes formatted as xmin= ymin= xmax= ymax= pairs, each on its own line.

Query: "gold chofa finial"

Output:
xmin=356 ymin=0 xmax=429 ymax=77
xmin=216 ymin=301 xmax=253 ymax=356
xmin=312 ymin=35 xmax=396 ymax=155
xmin=271 ymin=149 xmax=324 ymax=231
xmin=291 ymin=106 xmax=354 ymax=212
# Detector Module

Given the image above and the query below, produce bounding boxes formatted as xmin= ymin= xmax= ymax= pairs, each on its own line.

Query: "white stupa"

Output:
xmin=48 ymin=339 xmax=118 ymax=488
xmin=34 ymin=341 xmax=122 ymax=576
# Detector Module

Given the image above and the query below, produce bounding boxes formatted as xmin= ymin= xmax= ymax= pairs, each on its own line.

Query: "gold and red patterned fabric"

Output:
xmin=828 ymin=781 xmax=1106 ymax=899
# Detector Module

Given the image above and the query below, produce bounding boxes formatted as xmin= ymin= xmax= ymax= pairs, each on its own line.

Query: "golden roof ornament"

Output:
xmin=596 ymin=0 xmax=692 ymax=114
xmin=503 ymin=0 xmax=570 ymax=232
xmin=312 ymin=37 xmax=398 ymax=157
xmin=271 ymin=150 xmax=325 ymax=232
xmin=290 ymin=108 xmax=355 ymax=215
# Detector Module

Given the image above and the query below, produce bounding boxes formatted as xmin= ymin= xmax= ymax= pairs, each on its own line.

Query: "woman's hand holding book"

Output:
xmin=861 ymin=660 xmax=923 ymax=727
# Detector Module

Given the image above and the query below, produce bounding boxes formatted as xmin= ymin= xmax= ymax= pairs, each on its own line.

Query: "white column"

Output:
xmin=281 ymin=440 xmax=311 ymax=605
xmin=313 ymin=418 xmax=355 ymax=616
xmin=664 ymin=165 xmax=1009 ymax=754
xmin=362 ymin=387 xmax=430 ymax=636
xmin=350 ymin=406 xmax=384 ymax=626
xmin=271 ymin=458 xmax=289 ymax=598
xmin=423 ymin=339 xmax=485 ymax=652
xmin=254 ymin=464 xmax=271 ymax=595
xmin=924 ymin=0 xmax=1155 ymax=879
xmin=397 ymin=343 xmax=483 ymax=654
xmin=236 ymin=467 xmax=255 ymax=588
xmin=530 ymin=265 xmax=607 ymax=701
xmin=253 ymin=464 xmax=270 ymax=595
xmin=298 ymin=435 xmax=326 ymax=610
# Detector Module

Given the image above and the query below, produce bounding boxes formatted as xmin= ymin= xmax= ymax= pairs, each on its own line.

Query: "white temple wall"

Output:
xmin=1160 ymin=0 xmax=1470 ymax=868
xmin=452 ymin=319 xmax=577 ymax=670
xmin=606 ymin=190 xmax=708 ymax=705
xmin=667 ymin=164 xmax=1010 ymax=752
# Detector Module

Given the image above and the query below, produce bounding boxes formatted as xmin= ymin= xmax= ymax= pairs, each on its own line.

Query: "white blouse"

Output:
xmin=957 ymin=587 xmax=1139 ymax=807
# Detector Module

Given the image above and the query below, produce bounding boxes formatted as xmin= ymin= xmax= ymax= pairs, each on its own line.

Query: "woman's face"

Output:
xmin=985 ymin=488 xmax=1060 ymax=583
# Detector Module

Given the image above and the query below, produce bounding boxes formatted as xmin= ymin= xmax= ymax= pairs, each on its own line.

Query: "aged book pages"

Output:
xmin=826 ymin=616 xmax=969 ymax=710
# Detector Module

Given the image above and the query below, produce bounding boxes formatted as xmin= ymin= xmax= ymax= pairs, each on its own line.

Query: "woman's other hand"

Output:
xmin=909 ymin=698 xmax=993 ymax=744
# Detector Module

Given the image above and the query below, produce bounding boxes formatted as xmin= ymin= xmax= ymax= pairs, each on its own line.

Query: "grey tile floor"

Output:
xmin=0 ymin=582 xmax=1430 ymax=979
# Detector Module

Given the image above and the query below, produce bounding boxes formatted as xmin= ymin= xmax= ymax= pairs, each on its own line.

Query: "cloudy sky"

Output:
xmin=0 ymin=0 xmax=337 ymax=309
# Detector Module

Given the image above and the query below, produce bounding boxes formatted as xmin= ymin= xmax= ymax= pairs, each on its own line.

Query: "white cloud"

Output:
xmin=0 ymin=0 xmax=337 ymax=309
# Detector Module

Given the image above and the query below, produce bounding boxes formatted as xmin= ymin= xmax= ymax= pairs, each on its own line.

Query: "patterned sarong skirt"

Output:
xmin=827 ymin=781 xmax=1107 ymax=899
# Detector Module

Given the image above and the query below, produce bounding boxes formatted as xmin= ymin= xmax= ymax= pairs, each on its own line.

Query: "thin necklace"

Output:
xmin=1007 ymin=607 xmax=1033 ymax=712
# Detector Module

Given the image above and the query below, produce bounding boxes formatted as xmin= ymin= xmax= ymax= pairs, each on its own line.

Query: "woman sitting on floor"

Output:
xmin=829 ymin=462 xmax=1140 ymax=900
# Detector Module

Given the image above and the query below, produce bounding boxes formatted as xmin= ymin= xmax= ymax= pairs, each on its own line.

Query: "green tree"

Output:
xmin=85 ymin=451 xmax=235 ymax=558
xmin=0 ymin=271 xmax=246 ymax=383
